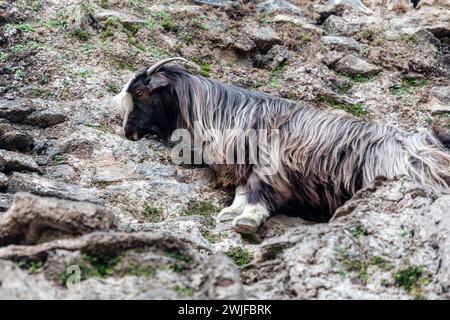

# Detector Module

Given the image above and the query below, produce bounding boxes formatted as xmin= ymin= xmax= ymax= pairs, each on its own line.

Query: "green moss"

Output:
xmin=394 ymin=265 xmax=424 ymax=292
xmin=400 ymin=34 xmax=420 ymax=48
xmin=0 ymin=51 xmax=8 ymax=62
xmin=105 ymin=82 xmax=120 ymax=94
xmin=264 ymin=244 xmax=288 ymax=260
xmin=142 ymin=204 xmax=163 ymax=222
xmin=4 ymin=23 xmax=35 ymax=33
xmin=10 ymin=41 xmax=39 ymax=53
xmin=317 ymin=96 xmax=366 ymax=117
xmin=17 ymin=259 xmax=44 ymax=274
xmin=349 ymin=225 xmax=368 ymax=238
xmin=227 ymin=247 xmax=253 ymax=266
xmin=52 ymin=154 xmax=65 ymax=165
xmin=174 ymin=285 xmax=194 ymax=297
xmin=336 ymin=82 xmax=353 ymax=95
xmin=80 ymin=253 xmax=122 ymax=278
xmin=69 ymin=28 xmax=91 ymax=41
xmin=392 ymin=77 xmax=428 ymax=95
xmin=183 ymin=200 xmax=218 ymax=228
xmin=350 ymin=74 xmax=373 ymax=83
xmin=153 ymin=12 xmax=178 ymax=32
xmin=201 ymin=229 xmax=220 ymax=243
xmin=200 ymin=63 xmax=210 ymax=77
xmin=167 ymin=250 xmax=193 ymax=273
xmin=126 ymin=263 xmax=155 ymax=277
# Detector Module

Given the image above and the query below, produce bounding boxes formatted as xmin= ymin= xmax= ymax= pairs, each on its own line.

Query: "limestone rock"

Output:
xmin=7 ymin=172 xmax=104 ymax=205
xmin=0 ymin=192 xmax=117 ymax=245
xmin=0 ymin=150 xmax=41 ymax=174
xmin=335 ymin=54 xmax=382 ymax=76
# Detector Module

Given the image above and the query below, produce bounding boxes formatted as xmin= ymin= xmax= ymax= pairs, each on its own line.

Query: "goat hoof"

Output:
xmin=217 ymin=207 xmax=242 ymax=222
xmin=232 ymin=217 xmax=258 ymax=234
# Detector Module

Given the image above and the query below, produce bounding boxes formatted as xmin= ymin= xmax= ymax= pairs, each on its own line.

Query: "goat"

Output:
xmin=112 ymin=57 xmax=450 ymax=234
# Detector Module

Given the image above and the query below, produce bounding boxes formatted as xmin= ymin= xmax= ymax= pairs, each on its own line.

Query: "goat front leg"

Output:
xmin=232 ymin=174 xmax=271 ymax=234
xmin=216 ymin=185 xmax=248 ymax=222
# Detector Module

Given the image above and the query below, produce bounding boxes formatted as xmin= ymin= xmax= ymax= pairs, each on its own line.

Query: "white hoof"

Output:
xmin=232 ymin=204 xmax=269 ymax=234
xmin=232 ymin=216 xmax=259 ymax=234
xmin=217 ymin=206 xmax=243 ymax=222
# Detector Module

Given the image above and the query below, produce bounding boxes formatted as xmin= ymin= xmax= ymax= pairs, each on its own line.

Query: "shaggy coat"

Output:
xmin=114 ymin=61 xmax=450 ymax=222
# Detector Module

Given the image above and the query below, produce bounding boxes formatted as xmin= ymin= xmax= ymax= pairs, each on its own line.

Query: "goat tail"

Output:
xmin=399 ymin=129 xmax=450 ymax=193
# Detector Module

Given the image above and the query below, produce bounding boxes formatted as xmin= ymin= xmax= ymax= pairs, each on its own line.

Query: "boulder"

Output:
xmin=334 ymin=54 xmax=382 ymax=76
xmin=0 ymin=192 xmax=117 ymax=245
xmin=0 ymin=150 xmax=41 ymax=174
xmin=321 ymin=35 xmax=361 ymax=51
xmin=24 ymin=110 xmax=67 ymax=128
xmin=252 ymin=0 xmax=301 ymax=15
xmin=193 ymin=0 xmax=241 ymax=9
xmin=0 ymin=99 xmax=35 ymax=123
xmin=0 ymin=193 xmax=13 ymax=212
xmin=244 ymin=20 xmax=282 ymax=51
xmin=0 ymin=172 xmax=7 ymax=190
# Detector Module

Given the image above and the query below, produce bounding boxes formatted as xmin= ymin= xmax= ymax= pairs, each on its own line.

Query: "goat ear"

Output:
xmin=148 ymin=74 xmax=170 ymax=92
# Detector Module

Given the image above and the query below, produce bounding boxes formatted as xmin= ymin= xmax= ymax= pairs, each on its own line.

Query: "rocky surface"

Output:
xmin=0 ymin=0 xmax=449 ymax=299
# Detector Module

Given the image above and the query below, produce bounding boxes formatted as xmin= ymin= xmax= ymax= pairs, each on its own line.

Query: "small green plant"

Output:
xmin=349 ymin=225 xmax=368 ymax=238
xmin=300 ymin=32 xmax=312 ymax=43
xmin=11 ymin=41 xmax=39 ymax=53
xmin=394 ymin=265 xmax=424 ymax=292
xmin=350 ymin=74 xmax=373 ymax=83
xmin=126 ymin=263 xmax=155 ymax=277
xmin=15 ymin=68 xmax=26 ymax=79
xmin=392 ymin=77 xmax=428 ymax=95
xmin=200 ymin=63 xmax=210 ymax=77
xmin=174 ymin=285 xmax=194 ymax=297
xmin=40 ymin=18 xmax=68 ymax=31
xmin=17 ymin=259 xmax=44 ymax=274
xmin=400 ymin=34 xmax=420 ymax=48
xmin=70 ymin=28 xmax=91 ymax=41
xmin=32 ymin=0 xmax=42 ymax=13
xmin=336 ymin=82 xmax=353 ymax=95
xmin=167 ymin=250 xmax=193 ymax=273
xmin=227 ymin=247 xmax=253 ymax=266
xmin=81 ymin=253 xmax=122 ymax=278
xmin=77 ymin=68 xmax=91 ymax=79
xmin=4 ymin=23 xmax=35 ymax=33
xmin=317 ymin=96 xmax=366 ymax=117
xmin=142 ymin=204 xmax=163 ymax=222
xmin=154 ymin=12 xmax=178 ymax=32
xmin=201 ymin=230 xmax=220 ymax=243
xmin=179 ymin=32 xmax=192 ymax=44
xmin=183 ymin=200 xmax=218 ymax=227
xmin=105 ymin=82 xmax=120 ymax=94
xmin=81 ymin=43 xmax=95 ymax=54
xmin=0 ymin=51 xmax=8 ymax=61
xmin=52 ymin=154 xmax=65 ymax=165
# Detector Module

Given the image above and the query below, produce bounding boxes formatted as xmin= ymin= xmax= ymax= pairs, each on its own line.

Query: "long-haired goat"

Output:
xmin=113 ymin=57 xmax=450 ymax=234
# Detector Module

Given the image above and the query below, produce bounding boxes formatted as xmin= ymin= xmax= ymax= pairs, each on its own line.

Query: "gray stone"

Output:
xmin=430 ymin=85 xmax=450 ymax=103
xmin=252 ymin=0 xmax=301 ymax=15
xmin=24 ymin=110 xmax=67 ymax=128
xmin=322 ymin=15 xmax=362 ymax=36
xmin=0 ymin=130 xmax=35 ymax=152
xmin=335 ymin=54 xmax=382 ymax=76
xmin=0 ymin=150 xmax=41 ymax=174
xmin=194 ymin=0 xmax=241 ymax=9
xmin=0 ymin=99 xmax=35 ymax=123
xmin=0 ymin=192 xmax=117 ymax=245
xmin=318 ymin=0 xmax=372 ymax=15
xmin=244 ymin=20 xmax=282 ymax=51
xmin=321 ymin=35 xmax=361 ymax=51
xmin=7 ymin=172 xmax=103 ymax=205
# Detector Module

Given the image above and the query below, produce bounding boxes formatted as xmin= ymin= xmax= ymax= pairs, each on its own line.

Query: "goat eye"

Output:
xmin=136 ymin=89 xmax=143 ymax=96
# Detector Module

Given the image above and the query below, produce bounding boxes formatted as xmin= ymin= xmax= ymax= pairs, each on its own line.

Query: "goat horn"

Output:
xmin=146 ymin=57 xmax=188 ymax=75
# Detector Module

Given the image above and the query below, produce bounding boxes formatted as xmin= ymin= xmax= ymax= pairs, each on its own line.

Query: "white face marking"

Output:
xmin=111 ymin=76 xmax=135 ymax=133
